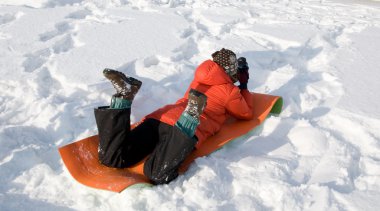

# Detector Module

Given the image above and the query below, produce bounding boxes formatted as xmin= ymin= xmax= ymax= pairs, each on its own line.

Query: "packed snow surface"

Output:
xmin=1 ymin=0 xmax=380 ymax=210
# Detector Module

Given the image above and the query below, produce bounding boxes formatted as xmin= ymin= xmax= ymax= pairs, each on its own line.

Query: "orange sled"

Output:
xmin=59 ymin=92 xmax=283 ymax=192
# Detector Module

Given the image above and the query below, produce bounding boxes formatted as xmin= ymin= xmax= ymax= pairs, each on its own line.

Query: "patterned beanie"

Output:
xmin=212 ymin=48 xmax=238 ymax=82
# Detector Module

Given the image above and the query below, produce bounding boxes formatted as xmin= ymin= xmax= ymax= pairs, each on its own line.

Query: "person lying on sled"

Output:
xmin=95 ymin=48 xmax=253 ymax=185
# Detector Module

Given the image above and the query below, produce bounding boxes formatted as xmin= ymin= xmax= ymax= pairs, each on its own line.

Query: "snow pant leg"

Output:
xmin=94 ymin=106 xmax=131 ymax=168
xmin=119 ymin=118 xmax=161 ymax=167
xmin=143 ymin=123 xmax=197 ymax=185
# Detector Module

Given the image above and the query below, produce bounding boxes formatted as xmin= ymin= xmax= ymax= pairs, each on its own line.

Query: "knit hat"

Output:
xmin=212 ymin=48 xmax=238 ymax=83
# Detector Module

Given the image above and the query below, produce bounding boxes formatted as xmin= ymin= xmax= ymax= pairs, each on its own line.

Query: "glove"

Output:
xmin=237 ymin=57 xmax=249 ymax=89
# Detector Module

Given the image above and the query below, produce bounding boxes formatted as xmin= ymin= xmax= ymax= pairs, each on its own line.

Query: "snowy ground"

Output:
xmin=1 ymin=0 xmax=380 ymax=210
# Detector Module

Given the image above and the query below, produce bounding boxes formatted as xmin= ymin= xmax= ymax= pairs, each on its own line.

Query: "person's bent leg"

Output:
xmin=95 ymin=105 xmax=131 ymax=168
xmin=95 ymin=68 xmax=143 ymax=168
xmin=143 ymin=89 xmax=207 ymax=184
xmin=143 ymin=123 xmax=197 ymax=184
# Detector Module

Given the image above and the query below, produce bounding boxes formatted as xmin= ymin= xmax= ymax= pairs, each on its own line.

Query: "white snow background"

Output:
xmin=1 ymin=0 xmax=380 ymax=210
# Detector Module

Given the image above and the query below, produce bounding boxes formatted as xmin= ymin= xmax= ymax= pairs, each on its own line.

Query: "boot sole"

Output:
xmin=103 ymin=68 xmax=142 ymax=88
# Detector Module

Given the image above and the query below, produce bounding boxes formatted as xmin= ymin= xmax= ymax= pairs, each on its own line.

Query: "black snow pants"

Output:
xmin=94 ymin=107 xmax=197 ymax=184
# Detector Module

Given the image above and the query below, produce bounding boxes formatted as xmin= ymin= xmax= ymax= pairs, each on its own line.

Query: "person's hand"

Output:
xmin=237 ymin=57 xmax=249 ymax=89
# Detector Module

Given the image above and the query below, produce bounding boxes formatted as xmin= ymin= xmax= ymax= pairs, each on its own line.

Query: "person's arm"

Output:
xmin=225 ymin=57 xmax=254 ymax=120
xmin=225 ymin=87 xmax=254 ymax=120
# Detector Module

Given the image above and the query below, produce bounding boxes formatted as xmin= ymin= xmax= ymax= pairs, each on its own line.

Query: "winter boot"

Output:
xmin=185 ymin=89 xmax=207 ymax=119
xmin=175 ymin=89 xmax=207 ymax=138
xmin=103 ymin=68 xmax=142 ymax=101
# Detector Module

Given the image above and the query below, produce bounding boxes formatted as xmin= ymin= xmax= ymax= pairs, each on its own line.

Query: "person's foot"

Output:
xmin=185 ymin=89 xmax=207 ymax=119
xmin=103 ymin=68 xmax=142 ymax=101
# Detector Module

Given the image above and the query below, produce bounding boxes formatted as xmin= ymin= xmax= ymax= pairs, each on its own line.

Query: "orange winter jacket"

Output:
xmin=145 ymin=60 xmax=254 ymax=148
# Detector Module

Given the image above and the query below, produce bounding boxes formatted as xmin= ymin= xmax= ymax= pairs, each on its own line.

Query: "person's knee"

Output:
xmin=99 ymin=157 xmax=122 ymax=168
xmin=148 ymin=172 xmax=178 ymax=185
xmin=144 ymin=162 xmax=178 ymax=185
xmin=99 ymin=152 xmax=135 ymax=169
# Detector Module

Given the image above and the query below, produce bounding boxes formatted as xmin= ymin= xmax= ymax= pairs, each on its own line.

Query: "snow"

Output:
xmin=1 ymin=0 xmax=380 ymax=210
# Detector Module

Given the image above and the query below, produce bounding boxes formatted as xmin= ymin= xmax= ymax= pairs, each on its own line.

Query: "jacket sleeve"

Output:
xmin=225 ymin=87 xmax=254 ymax=120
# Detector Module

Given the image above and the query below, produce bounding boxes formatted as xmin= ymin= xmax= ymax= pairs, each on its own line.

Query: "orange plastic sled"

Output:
xmin=59 ymin=92 xmax=283 ymax=192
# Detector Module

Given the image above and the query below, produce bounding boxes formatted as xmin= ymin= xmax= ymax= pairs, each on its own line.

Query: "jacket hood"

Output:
xmin=194 ymin=60 xmax=233 ymax=85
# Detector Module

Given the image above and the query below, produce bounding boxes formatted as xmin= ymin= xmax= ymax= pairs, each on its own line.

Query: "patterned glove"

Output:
xmin=237 ymin=57 xmax=249 ymax=89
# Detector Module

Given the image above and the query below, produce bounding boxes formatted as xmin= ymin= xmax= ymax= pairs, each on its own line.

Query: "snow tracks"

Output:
xmin=1 ymin=0 xmax=380 ymax=210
